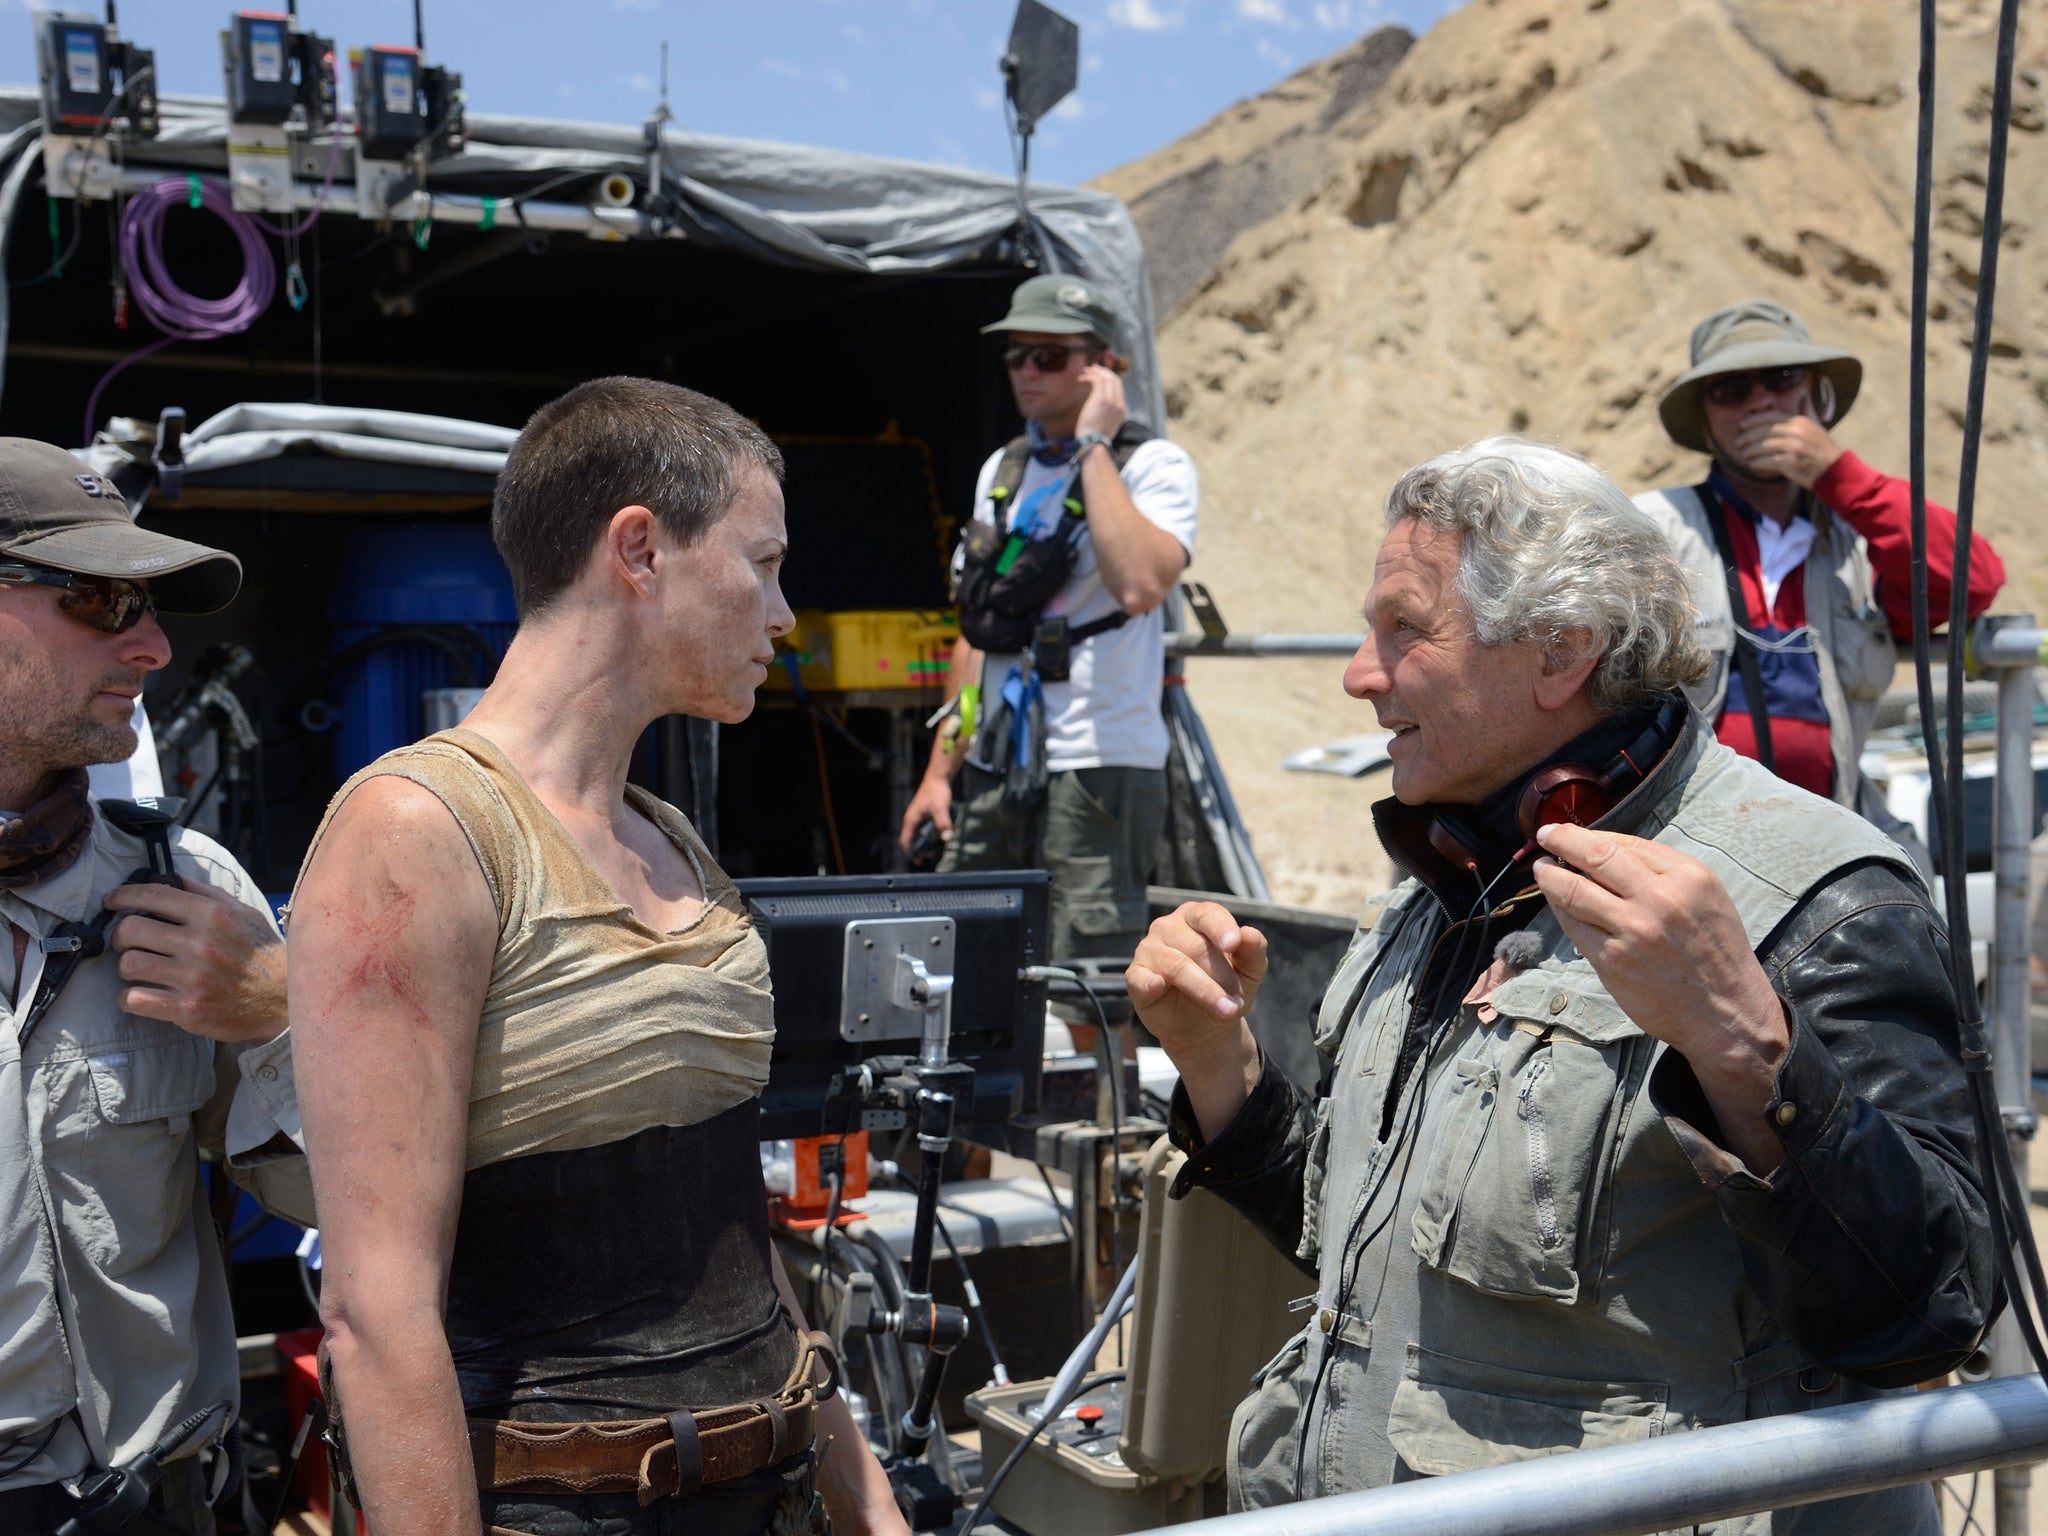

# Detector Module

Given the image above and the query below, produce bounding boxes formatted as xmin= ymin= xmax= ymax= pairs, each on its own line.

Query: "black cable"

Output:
xmin=11 ymin=66 xmax=153 ymax=290
xmin=1903 ymin=0 xmax=2048 ymax=1381
xmin=962 ymin=1370 xmax=1125 ymax=1536
xmin=884 ymin=1168 xmax=1010 ymax=1387
xmin=1036 ymin=1162 xmax=1074 ymax=1243
xmin=0 ymin=1420 xmax=60 ymax=1480
xmin=1077 ymin=977 xmax=1126 ymax=1369
xmin=1291 ymin=864 xmax=1514 ymax=1497
xmin=852 ymin=1228 xmax=916 ymax=1455
xmin=813 ymin=1163 xmax=846 ymax=1325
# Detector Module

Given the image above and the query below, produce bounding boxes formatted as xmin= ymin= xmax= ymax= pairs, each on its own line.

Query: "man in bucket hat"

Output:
xmin=1634 ymin=300 xmax=2004 ymax=809
xmin=0 ymin=437 xmax=308 ymax=1535
xmin=900 ymin=275 xmax=1197 ymax=1022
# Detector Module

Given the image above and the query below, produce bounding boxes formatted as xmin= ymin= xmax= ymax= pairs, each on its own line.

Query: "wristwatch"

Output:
xmin=1074 ymin=432 xmax=1112 ymax=461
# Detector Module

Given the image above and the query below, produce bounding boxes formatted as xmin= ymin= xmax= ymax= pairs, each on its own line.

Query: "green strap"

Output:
xmin=186 ymin=174 xmax=203 ymax=210
xmin=45 ymin=195 xmax=60 ymax=278
xmin=479 ymin=197 xmax=498 ymax=232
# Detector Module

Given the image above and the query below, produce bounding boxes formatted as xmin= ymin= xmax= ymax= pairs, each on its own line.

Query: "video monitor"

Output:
xmin=739 ymin=871 xmax=1051 ymax=1147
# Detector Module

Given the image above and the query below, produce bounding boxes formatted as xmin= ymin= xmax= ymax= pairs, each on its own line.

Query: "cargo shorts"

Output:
xmin=940 ymin=763 xmax=1167 ymax=969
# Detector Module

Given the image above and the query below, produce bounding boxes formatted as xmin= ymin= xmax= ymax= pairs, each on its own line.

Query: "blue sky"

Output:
xmin=3 ymin=0 xmax=1461 ymax=184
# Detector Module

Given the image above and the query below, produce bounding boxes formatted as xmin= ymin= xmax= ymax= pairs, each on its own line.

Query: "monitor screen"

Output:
xmin=739 ymin=871 xmax=1051 ymax=1146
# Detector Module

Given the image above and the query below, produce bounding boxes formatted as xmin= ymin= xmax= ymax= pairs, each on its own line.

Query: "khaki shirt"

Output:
xmin=0 ymin=809 xmax=310 ymax=1492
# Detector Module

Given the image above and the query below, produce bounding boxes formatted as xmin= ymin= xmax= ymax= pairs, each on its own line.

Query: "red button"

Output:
xmin=1075 ymin=1405 xmax=1104 ymax=1424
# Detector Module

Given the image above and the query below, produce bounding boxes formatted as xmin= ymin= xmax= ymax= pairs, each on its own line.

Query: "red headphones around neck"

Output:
xmin=1427 ymin=765 xmax=1615 ymax=877
xmin=1424 ymin=699 xmax=1683 ymax=879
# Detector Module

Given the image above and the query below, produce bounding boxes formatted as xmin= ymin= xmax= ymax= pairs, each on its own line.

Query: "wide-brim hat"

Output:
xmin=1658 ymin=300 xmax=1862 ymax=454
xmin=981 ymin=273 xmax=1121 ymax=350
xmin=0 ymin=438 xmax=240 ymax=613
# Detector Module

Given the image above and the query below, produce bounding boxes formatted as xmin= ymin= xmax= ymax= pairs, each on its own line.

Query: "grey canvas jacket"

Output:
xmin=0 ymin=807 xmax=310 ymax=1495
xmin=1169 ymin=709 xmax=1994 ymax=1535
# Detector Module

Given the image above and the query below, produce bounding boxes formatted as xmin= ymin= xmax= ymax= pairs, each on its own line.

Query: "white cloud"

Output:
xmin=762 ymin=58 xmax=804 ymax=80
xmin=1239 ymin=0 xmax=1290 ymax=22
xmin=1256 ymin=37 xmax=1293 ymax=66
xmin=611 ymin=0 xmax=657 ymax=11
xmin=822 ymin=66 xmax=851 ymax=94
xmin=627 ymin=72 xmax=654 ymax=94
xmin=1312 ymin=0 xmax=1379 ymax=28
xmin=1052 ymin=94 xmax=1086 ymax=120
xmin=974 ymin=85 xmax=1002 ymax=111
xmin=1084 ymin=52 xmax=1106 ymax=74
xmin=1107 ymin=0 xmax=1183 ymax=31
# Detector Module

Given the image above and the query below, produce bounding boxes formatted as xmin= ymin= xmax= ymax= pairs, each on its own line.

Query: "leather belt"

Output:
xmin=468 ymin=1330 xmax=839 ymax=1507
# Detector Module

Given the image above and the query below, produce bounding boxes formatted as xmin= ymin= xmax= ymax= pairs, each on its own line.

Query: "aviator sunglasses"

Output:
xmin=0 ymin=561 xmax=158 ymax=634
xmin=1003 ymin=343 xmax=1096 ymax=372
xmin=1703 ymin=365 xmax=1811 ymax=407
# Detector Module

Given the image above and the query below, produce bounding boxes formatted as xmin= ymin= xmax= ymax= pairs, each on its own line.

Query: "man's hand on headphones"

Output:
xmin=104 ymin=878 xmax=288 ymax=1043
xmin=1531 ymin=822 xmax=1790 ymax=1174
xmin=1733 ymin=412 xmax=1844 ymax=490
xmin=1075 ymin=361 xmax=1128 ymax=442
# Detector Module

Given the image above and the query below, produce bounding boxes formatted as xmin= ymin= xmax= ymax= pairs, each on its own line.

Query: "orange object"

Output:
xmin=1075 ymin=1404 xmax=1105 ymax=1425
xmin=277 ymin=1327 xmax=366 ymax=1534
xmin=771 ymin=1131 xmax=868 ymax=1227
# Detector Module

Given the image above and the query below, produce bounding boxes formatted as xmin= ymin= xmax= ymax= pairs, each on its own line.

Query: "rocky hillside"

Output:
xmin=1097 ymin=0 xmax=2048 ymax=911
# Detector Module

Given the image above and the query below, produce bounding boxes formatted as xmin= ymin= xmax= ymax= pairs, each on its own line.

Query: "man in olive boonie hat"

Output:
xmin=1633 ymin=301 xmax=2005 ymax=816
xmin=0 ymin=435 xmax=307 ymax=1536
xmin=901 ymin=274 xmax=1198 ymax=1017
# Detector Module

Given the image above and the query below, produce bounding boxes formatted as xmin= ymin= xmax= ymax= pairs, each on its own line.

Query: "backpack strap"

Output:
xmin=16 ymin=797 xmax=185 ymax=1053
xmin=985 ymin=436 xmax=1034 ymax=535
xmin=1695 ymin=481 xmax=1776 ymax=773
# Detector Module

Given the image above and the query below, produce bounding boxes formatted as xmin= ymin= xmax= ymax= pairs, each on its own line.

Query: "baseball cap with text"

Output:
xmin=0 ymin=438 xmax=240 ymax=614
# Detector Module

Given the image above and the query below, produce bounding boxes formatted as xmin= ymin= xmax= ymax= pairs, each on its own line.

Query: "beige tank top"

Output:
xmin=297 ymin=728 xmax=775 ymax=1172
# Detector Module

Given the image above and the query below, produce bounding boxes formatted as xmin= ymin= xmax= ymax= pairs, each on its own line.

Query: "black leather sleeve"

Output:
xmin=1650 ymin=859 xmax=1998 ymax=1387
xmin=1165 ymin=1050 xmax=1320 ymax=1276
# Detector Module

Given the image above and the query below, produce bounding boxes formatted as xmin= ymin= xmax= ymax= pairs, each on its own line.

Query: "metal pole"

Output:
xmin=1987 ymin=614 xmax=2040 ymax=1536
xmin=1126 ymin=1376 xmax=2048 ymax=1536
xmin=1164 ymin=634 xmax=1365 ymax=658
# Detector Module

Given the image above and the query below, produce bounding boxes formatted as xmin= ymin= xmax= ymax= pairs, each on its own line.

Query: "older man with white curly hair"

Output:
xmin=1130 ymin=438 xmax=1995 ymax=1533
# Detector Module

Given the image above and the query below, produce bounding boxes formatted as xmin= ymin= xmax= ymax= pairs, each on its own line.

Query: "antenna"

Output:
xmin=644 ymin=39 xmax=674 ymax=205
xmin=414 ymin=0 xmax=426 ymax=54
xmin=1001 ymin=0 xmax=1079 ymax=261
xmin=104 ymin=0 xmax=118 ymax=30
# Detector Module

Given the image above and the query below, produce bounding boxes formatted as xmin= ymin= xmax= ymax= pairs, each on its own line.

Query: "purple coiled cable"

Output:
xmin=82 ymin=176 xmax=280 ymax=444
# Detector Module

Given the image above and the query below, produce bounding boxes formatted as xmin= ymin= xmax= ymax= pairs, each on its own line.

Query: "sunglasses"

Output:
xmin=1003 ymin=343 xmax=1095 ymax=373
xmin=0 ymin=561 xmax=158 ymax=634
xmin=1703 ymin=366 xmax=1811 ymax=407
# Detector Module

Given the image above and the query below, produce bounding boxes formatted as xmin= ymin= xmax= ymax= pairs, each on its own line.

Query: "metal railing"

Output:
xmin=1128 ymin=1374 xmax=2048 ymax=1536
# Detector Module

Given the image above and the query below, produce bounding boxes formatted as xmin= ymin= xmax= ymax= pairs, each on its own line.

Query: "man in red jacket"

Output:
xmin=1634 ymin=300 xmax=2004 ymax=809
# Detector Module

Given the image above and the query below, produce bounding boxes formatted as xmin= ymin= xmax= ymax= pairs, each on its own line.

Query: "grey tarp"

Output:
xmin=0 ymin=87 xmax=1165 ymax=431
xmin=81 ymin=403 xmax=519 ymax=482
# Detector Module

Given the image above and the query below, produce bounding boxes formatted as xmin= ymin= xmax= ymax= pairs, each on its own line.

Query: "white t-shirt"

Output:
xmin=965 ymin=436 xmax=1199 ymax=772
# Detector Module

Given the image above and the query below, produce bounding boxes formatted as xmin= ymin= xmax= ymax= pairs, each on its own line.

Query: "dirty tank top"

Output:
xmin=299 ymin=728 xmax=794 ymax=1419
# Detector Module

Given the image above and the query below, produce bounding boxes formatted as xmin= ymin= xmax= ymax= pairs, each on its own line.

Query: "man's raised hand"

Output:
xmin=104 ymin=877 xmax=287 ymax=1043
xmin=1127 ymin=901 xmax=1267 ymax=1140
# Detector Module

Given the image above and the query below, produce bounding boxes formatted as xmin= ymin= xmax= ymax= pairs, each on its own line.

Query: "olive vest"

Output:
xmin=1229 ymin=723 xmax=1933 ymax=1535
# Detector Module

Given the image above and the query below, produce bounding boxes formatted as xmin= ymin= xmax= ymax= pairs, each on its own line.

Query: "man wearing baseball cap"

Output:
xmin=0 ymin=438 xmax=309 ymax=1534
xmin=1634 ymin=301 xmax=2005 ymax=810
xmin=900 ymin=275 xmax=1198 ymax=1010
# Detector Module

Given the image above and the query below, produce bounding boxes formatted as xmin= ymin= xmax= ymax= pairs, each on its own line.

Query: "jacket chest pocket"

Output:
xmin=1829 ymin=601 xmax=1896 ymax=701
xmin=1409 ymin=1024 xmax=1639 ymax=1304
xmin=70 ymin=1033 xmax=217 ymax=1273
